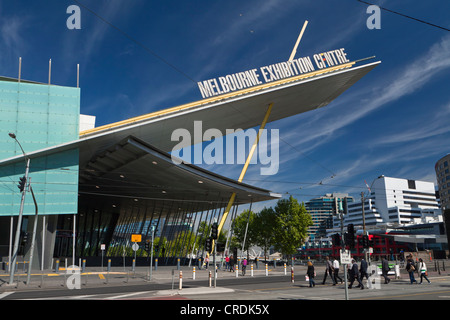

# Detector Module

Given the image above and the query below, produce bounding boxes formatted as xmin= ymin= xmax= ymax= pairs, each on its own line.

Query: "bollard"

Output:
xmin=274 ymin=258 xmax=277 ymax=269
xmin=179 ymin=270 xmax=183 ymax=290
xmin=132 ymin=259 xmax=136 ymax=272
xmin=251 ymin=264 xmax=254 ymax=277
xmin=55 ymin=259 xmax=60 ymax=273
xmin=256 ymin=257 xmax=259 ymax=269
xmin=155 ymin=258 xmax=158 ymax=271
xmin=198 ymin=258 xmax=202 ymax=269
xmin=236 ymin=263 xmax=239 ymax=278
xmin=82 ymin=259 xmax=86 ymax=273
xmin=284 ymin=263 xmax=287 ymax=275
xmin=177 ymin=258 xmax=180 ymax=270
xmin=209 ymin=270 xmax=212 ymax=287
xmin=193 ymin=267 xmax=196 ymax=280
xmin=265 ymin=263 xmax=268 ymax=276
xmin=107 ymin=259 xmax=111 ymax=272
xmin=291 ymin=267 xmax=295 ymax=283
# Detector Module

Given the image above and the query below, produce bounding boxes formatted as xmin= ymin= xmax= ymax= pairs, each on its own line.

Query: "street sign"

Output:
xmin=132 ymin=243 xmax=139 ymax=251
xmin=340 ymin=249 xmax=351 ymax=264
xmin=100 ymin=244 xmax=106 ymax=251
xmin=131 ymin=234 xmax=142 ymax=243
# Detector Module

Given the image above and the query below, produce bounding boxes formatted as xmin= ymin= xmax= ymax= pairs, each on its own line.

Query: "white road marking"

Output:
xmin=105 ymin=291 xmax=151 ymax=300
xmin=0 ymin=292 xmax=14 ymax=300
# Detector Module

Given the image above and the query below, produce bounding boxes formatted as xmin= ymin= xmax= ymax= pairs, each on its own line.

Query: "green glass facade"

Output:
xmin=0 ymin=79 xmax=80 ymax=216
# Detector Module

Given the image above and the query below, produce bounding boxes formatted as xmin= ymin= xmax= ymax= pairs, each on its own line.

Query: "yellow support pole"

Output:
xmin=213 ymin=103 xmax=274 ymax=252
xmin=238 ymin=103 xmax=273 ymax=183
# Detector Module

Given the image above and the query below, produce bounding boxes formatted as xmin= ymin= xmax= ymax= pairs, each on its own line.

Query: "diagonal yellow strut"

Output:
xmin=212 ymin=103 xmax=273 ymax=252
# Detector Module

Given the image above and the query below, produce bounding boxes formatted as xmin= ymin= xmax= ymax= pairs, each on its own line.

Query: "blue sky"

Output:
xmin=1 ymin=0 xmax=450 ymax=212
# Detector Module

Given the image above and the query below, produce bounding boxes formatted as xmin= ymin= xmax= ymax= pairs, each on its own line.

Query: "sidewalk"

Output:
xmin=1 ymin=262 xmax=448 ymax=294
xmin=0 ymin=263 xmax=296 ymax=292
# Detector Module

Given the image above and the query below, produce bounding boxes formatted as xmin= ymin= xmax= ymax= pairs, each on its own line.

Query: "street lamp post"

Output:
xmin=8 ymin=133 xmax=30 ymax=284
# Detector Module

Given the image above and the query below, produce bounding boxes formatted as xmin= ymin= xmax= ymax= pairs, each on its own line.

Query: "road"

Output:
xmin=2 ymin=272 xmax=450 ymax=301
xmin=1 ymin=269 xmax=449 ymax=318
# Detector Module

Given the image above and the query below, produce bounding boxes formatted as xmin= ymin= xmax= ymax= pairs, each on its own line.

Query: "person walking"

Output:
xmin=322 ymin=256 xmax=336 ymax=285
xmin=241 ymin=257 xmax=247 ymax=276
xmin=406 ymin=255 xmax=418 ymax=284
xmin=225 ymin=255 xmax=230 ymax=271
xmin=349 ymin=259 xmax=364 ymax=289
xmin=418 ymin=258 xmax=431 ymax=284
xmin=306 ymin=261 xmax=316 ymax=287
xmin=332 ymin=258 xmax=343 ymax=284
xmin=381 ymin=257 xmax=391 ymax=284
xmin=360 ymin=258 xmax=369 ymax=282
xmin=229 ymin=255 xmax=235 ymax=272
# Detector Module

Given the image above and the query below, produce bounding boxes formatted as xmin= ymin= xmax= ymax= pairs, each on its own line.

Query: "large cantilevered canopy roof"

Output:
xmin=77 ymin=60 xmax=380 ymax=167
xmin=0 ymin=59 xmax=380 ymax=171
xmin=79 ymin=136 xmax=280 ymax=215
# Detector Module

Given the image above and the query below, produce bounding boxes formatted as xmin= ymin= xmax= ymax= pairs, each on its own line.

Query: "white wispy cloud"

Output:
xmin=0 ymin=10 xmax=29 ymax=70
xmin=62 ymin=1 xmax=131 ymax=71
xmin=278 ymin=34 xmax=450 ymax=153
xmin=193 ymin=0 xmax=300 ymax=79
xmin=372 ymin=100 xmax=450 ymax=145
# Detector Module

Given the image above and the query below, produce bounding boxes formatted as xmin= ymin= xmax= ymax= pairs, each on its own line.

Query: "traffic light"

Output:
xmin=332 ymin=233 xmax=341 ymax=246
xmin=18 ymin=175 xmax=26 ymax=192
xmin=362 ymin=234 xmax=369 ymax=249
xmin=205 ymin=237 xmax=212 ymax=252
xmin=217 ymin=242 xmax=225 ymax=252
xmin=343 ymin=197 xmax=348 ymax=214
xmin=144 ymin=240 xmax=150 ymax=252
xmin=346 ymin=224 xmax=355 ymax=249
xmin=211 ymin=222 xmax=218 ymax=240
xmin=368 ymin=234 xmax=374 ymax=247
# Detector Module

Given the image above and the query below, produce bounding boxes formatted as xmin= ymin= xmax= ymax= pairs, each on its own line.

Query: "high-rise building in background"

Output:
xmin=435 ymin=154 xmax=450 ymax=211
xmin=305 ymin=193 xmax=353 ymax=240
xmin=331 ymin=175 xmax=441 ymax=231
xmin=301 ymin=176 xmax=446 ymax=260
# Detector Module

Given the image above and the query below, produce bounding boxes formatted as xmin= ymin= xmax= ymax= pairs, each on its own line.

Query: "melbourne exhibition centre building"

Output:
xmin=0 ymin=51 xmax=379 ymax=269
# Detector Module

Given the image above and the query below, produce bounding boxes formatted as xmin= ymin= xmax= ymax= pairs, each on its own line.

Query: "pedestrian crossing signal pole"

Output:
xmin=211 ymin=221 xmax=218 ymax=288
xmin=336 ymin=197 xmax=349 ymax=300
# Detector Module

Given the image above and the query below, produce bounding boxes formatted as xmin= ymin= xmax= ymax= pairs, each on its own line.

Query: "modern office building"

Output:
xmin=331 ymin=176 xmax=441 ymax=230
xmin=305 ymin=193 xmax=353 ymax=240
xmin=0 ymin=57 xmax=380 ymax=269
xmin=436 ymin=154 xmax=450 ymax=211
xmin=322 ymin=176 xmax=447 ymax=257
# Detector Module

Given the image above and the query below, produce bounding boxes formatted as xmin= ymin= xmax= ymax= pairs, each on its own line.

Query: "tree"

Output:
xmin=272 ymin=196 xmax=312 ymax=259
xmin=231 ymin=210 xmax=257 ymax=253
xmin=253 ymin=207 xmax=276 ymax=261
